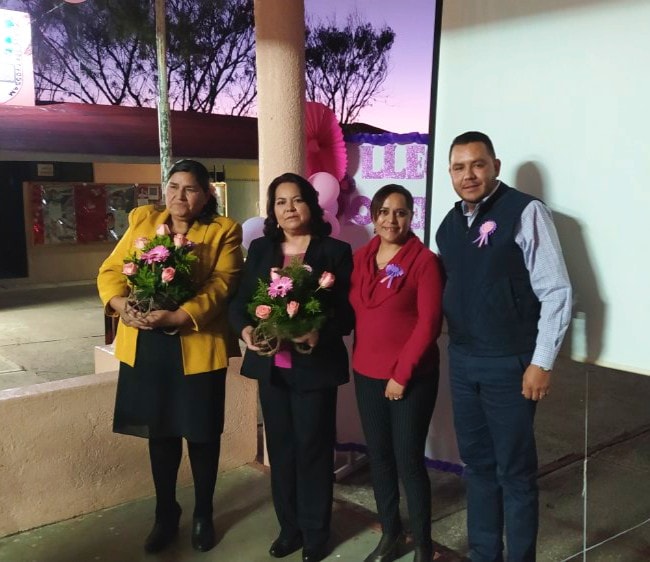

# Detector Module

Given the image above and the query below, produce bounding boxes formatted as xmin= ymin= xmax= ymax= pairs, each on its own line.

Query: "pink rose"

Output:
xmin=161 ymin=267 xmax=176 ymax=283
xmin=303 ymin=264 xmax=313 ymax=272
xmin=156 ymin=223 xmax=171 ymax=236
xmin=270 ymin=267 xmax=281 ymax=281
xmin=286 ymin=300 xmax=300 ymax=318
xmin=134 ymin=237 xmax=149 ymax=250
xmin=122 ymin=262 xmax=138 ymax=276
xmin=173 ymin=233 xmax=187 ymax=248
xmin=255 ymin=305 xmax=272 ymax=320
xmin=318 ymin=271 xmax=335 ymax=289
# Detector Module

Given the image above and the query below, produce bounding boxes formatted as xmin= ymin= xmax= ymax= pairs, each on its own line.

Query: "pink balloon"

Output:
xmin=241 ymin=216 xmax=265 ymax=250
xmin=323 ymin=210 xmax=341 ymax=237
xmin=323 ymin=198 xmax=339 ymax=216
xmin=309 ymin=172 xmax=340 ymax=211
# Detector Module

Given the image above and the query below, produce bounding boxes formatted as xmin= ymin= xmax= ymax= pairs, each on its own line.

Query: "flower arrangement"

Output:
xmin=122 ymin=223 xmax=197 ymax=313
xmin=247 ymin=258 xmax=335 ymax=356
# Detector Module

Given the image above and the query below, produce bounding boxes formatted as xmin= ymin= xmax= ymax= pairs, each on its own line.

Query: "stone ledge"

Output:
xmin=0 ymin=359 xmax=257 ymax=538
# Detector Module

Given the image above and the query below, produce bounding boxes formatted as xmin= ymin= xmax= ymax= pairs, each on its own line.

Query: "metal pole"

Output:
xmin=155 ymin=0 xmax=172 ymax=189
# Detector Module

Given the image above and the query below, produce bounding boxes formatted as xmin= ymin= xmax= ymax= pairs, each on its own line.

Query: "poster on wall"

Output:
xmin=30 ymin=182 xmax=139 ymax=244
xmin=75 ymin=184 xmax=108 ymax=243
xmin=136 ymin=184 xmax=161 ymax=207
xmin=30 ymin=184 xmax=44 ymax=245
xmin=40 ymin=185 xmax=77 ymax=244
xmin=106 ymin=184 xmax=135 ymax=240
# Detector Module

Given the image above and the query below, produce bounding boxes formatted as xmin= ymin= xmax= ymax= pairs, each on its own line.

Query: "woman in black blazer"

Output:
xmin=229 ymin=173 xmax=353 ymax=562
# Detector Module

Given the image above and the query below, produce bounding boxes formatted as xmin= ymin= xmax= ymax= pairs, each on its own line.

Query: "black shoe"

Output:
xmin=143 ymin=503 xmax=182 ymax=553
xmin=269 ymin=534 xmax=303 ymax=558
xmin=364 ymin=533 xmax=401 ymax=562
xmin=302 ymin=543 xmax=329 ymax=562
xmin=192 ymin=516 xmax=216 ymax=552
xmin=413 ymin=544 xmax=433 ymax=562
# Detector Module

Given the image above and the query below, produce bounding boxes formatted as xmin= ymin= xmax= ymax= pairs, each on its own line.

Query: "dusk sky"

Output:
xmin=1 ymin=0 xmax=435 ymax=133
xmin=305 ymin=0 xmax=435 ymax=134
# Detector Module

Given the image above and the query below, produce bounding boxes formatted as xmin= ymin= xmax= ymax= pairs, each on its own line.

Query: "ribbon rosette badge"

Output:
xmin=473 ymin=220 xmax=497 ymax=248
xmin=379 ymin=263 xmax=404 ymax=288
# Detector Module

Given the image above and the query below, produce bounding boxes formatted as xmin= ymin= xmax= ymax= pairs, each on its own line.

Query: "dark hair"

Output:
xmin=166 ymin=159 xmax=217 ymax=224
xmin=370 ymin=184 xmax=414 ymax=222
xmin=263 ymin=172 xmax=332 ymax=240
xmin=449 ymin=131 xmax=496 ymax=160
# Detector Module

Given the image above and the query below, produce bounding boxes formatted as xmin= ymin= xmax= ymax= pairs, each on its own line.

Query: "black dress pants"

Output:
xmin=354 ymin=370 xmax=438 ymax=546
xmin=258 ymin=367 xmax=338 ymax=548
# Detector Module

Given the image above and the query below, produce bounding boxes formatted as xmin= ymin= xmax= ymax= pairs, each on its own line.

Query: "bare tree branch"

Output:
xmin=305 ymin=13 xmax=395 ymax=124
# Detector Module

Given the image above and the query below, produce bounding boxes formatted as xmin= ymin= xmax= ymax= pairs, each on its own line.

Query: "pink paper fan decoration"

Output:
xmin=305 ymin=101 xmax=348 ymax=181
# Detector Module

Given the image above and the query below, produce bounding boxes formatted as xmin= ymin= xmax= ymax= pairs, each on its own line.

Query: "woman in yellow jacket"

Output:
xmin=97 ymin=160 xmax=242 ymax=554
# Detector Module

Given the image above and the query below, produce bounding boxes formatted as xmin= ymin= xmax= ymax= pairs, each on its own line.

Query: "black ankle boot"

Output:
xmin=413 ymin=543 xmax=433 ymax=562
xmin=364 ymin=533 xmax=401 ymax=562
xmin=144 ymin=503 xmax=181 ymax=553
xmin=269 ymin=534 xmax=303 ymax=558
xmin=192 ymin=515 xmax=216 ymax=552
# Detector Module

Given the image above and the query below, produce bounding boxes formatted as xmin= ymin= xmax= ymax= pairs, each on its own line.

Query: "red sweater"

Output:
xmin=350 ymin=234 xmax=444 ymax=386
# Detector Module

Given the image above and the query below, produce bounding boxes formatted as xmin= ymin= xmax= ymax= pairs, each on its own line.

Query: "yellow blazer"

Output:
xmin=97 ymin=205 xmax=243 ymax=375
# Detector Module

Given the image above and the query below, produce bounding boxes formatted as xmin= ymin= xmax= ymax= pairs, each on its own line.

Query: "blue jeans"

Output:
xmin=449 ymin=347 xmax=538 ymax=562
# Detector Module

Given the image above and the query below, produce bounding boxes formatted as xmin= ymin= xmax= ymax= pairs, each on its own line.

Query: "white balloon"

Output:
xmin=241 ymin=216 xmax=265 ymax=250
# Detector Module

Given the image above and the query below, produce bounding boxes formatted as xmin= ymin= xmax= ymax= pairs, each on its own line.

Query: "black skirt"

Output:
xmin=113 ymin=329 xmax=226 ymax=443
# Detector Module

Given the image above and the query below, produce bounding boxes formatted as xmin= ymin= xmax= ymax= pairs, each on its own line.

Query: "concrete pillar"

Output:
xmin=254 ymin=0 xmax=306 ymax=214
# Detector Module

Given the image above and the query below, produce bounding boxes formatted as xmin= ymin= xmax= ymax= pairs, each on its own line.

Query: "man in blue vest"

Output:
xmin=436 ymin=131 xmax=572 ymax=562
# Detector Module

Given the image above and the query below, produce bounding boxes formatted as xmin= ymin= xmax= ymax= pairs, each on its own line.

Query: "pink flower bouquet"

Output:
xmin=246 ymin=258 xmax=335 ymax=356
xmin=121 ymin=224 xmax=197 ymax=313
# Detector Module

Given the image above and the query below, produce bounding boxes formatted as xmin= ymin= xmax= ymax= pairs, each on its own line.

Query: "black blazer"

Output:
xmin=229 ymin=235 xmax=354 ymax=391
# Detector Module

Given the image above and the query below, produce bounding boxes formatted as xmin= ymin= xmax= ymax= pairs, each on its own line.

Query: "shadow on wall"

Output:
xmin=516 ymin=161 xmax=605 ymax=364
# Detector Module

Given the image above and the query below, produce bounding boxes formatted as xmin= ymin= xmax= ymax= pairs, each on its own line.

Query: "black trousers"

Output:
xmin=354 ymin=370 xmax=438 ymax=546
xmin=258 ymin=368 xmax=338 ymax=548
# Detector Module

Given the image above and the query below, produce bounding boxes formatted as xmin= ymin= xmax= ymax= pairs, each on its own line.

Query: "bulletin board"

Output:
xmin=29 ymin=182 xmax=160 ymax=245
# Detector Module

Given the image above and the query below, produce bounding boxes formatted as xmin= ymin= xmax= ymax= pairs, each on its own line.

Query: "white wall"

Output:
xmin=429 ymin=0 xmax=649 ymax=375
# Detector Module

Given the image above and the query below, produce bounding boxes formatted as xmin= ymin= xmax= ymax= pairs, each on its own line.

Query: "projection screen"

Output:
xmin=429 ymin=0 xmax=649 ymax=375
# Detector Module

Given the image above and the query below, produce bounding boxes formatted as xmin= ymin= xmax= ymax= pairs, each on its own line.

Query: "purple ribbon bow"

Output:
xmin=379 ymin=264 xmax=405 ymax=288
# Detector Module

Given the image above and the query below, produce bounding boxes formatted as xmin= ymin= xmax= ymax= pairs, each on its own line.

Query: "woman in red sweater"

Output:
xmin=350 ymin=184 xmax=444 ymax=562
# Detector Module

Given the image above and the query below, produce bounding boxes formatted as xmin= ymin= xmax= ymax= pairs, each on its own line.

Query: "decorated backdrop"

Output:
xmin=335 ymin=132 xmax=461 ymax=473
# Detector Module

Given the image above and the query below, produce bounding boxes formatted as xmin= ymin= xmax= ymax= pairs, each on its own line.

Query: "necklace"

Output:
xmin=375 ymin=246 xmax=400 ymax=269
